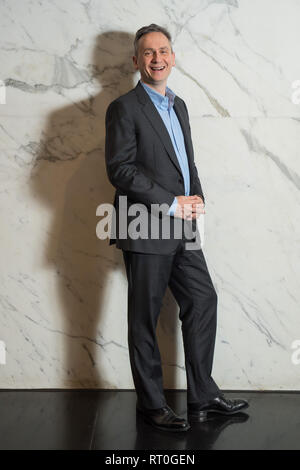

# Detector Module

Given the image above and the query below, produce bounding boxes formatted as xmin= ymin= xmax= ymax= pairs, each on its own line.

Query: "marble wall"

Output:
xmin=0 ymin=0 xmax=299 ymax=390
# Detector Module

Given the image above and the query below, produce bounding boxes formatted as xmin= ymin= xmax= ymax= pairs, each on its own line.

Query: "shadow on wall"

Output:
xmin=29 ymin=30 xmax=181 ymax=392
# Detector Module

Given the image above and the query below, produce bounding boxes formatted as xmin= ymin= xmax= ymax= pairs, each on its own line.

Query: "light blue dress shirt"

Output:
xmin=140 ymin=80 xmax=190 ymax=216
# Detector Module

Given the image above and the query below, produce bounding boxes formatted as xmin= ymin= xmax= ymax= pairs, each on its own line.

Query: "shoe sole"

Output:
xmin=188 ymin=403 xmax=249 ymax=422
xmin=137 ymin=409 xmax=191 ymax=432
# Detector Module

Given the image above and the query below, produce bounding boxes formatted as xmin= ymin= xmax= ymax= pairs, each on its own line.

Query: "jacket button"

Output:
xmin=178 ymin=178 xmax=183 ymax=184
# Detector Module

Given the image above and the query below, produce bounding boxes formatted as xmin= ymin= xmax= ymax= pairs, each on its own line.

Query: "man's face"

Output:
xmin=133 ymin=32 xmax=175 ymax=88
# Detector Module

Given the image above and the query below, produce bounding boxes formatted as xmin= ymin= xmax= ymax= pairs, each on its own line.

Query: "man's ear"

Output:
xmin=132 ymin=55 xmax=138 ymax=70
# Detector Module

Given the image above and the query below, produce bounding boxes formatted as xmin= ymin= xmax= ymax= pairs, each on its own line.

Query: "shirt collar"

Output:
xmin=140 ymin=80 xmax=176 ymax=111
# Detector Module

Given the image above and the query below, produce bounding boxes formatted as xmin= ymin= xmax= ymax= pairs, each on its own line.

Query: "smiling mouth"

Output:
xmin=150 ymin=66 xmax=166 ymax=71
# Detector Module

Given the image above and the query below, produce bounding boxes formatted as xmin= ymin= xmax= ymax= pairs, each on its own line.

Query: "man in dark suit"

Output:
xmin=105 ymin=24 xmax=248 ymax=432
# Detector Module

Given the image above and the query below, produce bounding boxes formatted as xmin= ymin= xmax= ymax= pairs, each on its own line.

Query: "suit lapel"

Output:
xmin=134 ymin=81 xmax=193 ymax=178
xmin=173 ymin=99 xmax=194 ymax=175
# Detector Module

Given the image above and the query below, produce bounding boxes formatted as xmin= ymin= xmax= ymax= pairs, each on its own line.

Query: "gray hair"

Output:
xmin=134 ymin=23 xmax=173 ymax=57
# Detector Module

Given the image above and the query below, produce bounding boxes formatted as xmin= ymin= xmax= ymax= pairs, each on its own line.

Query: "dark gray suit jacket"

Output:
xmin=105 ymin=80 xmax=205 ymax=254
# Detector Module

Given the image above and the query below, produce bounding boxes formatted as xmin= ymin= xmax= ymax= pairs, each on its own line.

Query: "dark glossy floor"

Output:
xmin=0 ymin=390 xmax=299 ymax=450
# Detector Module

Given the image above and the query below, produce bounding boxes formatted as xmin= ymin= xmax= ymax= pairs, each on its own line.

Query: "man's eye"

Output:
xmin=144 ymin=51 xmax=151 ymax=56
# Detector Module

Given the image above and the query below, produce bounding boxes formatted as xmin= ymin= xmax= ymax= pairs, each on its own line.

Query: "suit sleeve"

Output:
xmin=105 ymin=100 xmax=175 ymax=213
xmin=167 ymin=197 xmax=178 ymax=216
xmin=182 ymin=101 xmax=205 ymax=203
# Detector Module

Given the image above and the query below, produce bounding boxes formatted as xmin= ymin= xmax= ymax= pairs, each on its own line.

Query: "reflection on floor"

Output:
xmin=0 ymin=390 xmax=299 ymax=450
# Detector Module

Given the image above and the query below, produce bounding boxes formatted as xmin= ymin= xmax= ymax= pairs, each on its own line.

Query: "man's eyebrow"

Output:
xmin=143 ymin=46 xmax=169 ymax=51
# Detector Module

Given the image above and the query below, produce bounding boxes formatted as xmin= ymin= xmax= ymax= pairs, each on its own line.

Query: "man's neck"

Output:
xmin=141 ymin=79 xmax=166 ymax=96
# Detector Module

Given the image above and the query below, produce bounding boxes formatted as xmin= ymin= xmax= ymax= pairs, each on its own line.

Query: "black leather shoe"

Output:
xmin=136 ymin=405 xmax=190 ymax=432
xmin=188 ymin=395 xmax=249 ymax=422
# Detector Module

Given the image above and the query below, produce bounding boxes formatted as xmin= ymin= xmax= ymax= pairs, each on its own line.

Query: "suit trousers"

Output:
xmin=122 ymin=239 xmax=221 ymax=410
